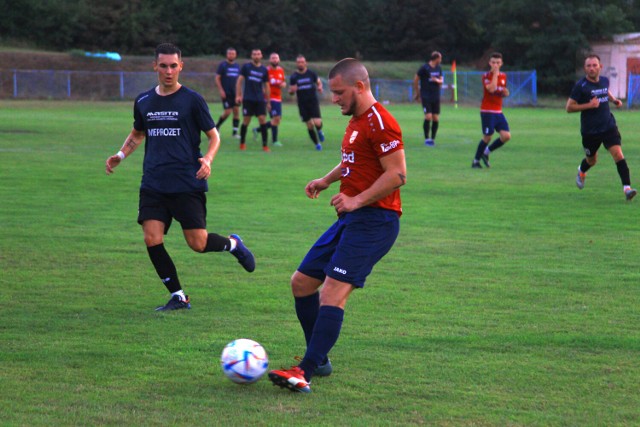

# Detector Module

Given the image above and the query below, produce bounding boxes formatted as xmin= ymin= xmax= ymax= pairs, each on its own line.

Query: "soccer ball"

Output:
xmin=220 ymin=338 xmax=269 ymax=384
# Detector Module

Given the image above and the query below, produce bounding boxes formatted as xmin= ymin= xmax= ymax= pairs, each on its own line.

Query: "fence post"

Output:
xmin=120 ymin=72 xmax=124 ymax=99
xmin=13 ymin=69 xmax=18 ymax=98
xmin=67 ymin=71 xmax=71 ymax=98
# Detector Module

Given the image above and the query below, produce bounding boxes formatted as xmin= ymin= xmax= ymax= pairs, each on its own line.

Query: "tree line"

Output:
xmin=2 ymin=0 xmax=639 ymax=93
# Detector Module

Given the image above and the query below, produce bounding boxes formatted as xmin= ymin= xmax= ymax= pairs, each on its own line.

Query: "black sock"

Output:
xmin=616 ymin=158 xmax=631 ymax=186
xmin=232 ymin=119 xmax=239 ymax=135
xmin=308 ymin=128 xmax=319 ymax=144
xmin=147 ymin=244 xmax=181 ymax=293
xmin=488 ymin=137 xmax=504 ymax=152
xmin=260 ymin=123 xmax=268 ymax=146
xmin=217 ymin=116 xmax=227 ymax=128
xmin=240 ymin=124 xmax=247 ymax=143
xmin=272 ymin=125 xmax=278 ymax=142
xmin=203 ymin=233 xmax=232 ymax=252
xmin=423 ymin=120 xmax=431 ymax=139
xmin=579 ymin=158 xmax=591 ymax=174
xmin=431 ymin=121 xmax=439 ymax=139
xmin=474 ymin=140 xmax=488 ymax=161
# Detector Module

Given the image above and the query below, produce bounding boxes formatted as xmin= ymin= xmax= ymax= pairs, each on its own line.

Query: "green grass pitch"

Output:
xmin=1 ymin=99 xmax=639 ymax=425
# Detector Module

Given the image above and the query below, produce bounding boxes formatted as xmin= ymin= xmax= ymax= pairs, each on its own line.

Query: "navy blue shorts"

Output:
xmin=137 ymin=189 xmax=207 ymax=233
xmin=480 ymin=112 xmax=509 ymax=135
xmin=269 ymin=100 xmax=282 ymax=118
xmin=297 ymin=207 xmax=400 ymax=288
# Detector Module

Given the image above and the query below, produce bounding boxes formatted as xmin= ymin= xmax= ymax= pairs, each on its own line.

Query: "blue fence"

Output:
xmin=0 ymin=69 xmax=537 ymax=106
xmin=628 ymin=73 xmax=640 ymax=108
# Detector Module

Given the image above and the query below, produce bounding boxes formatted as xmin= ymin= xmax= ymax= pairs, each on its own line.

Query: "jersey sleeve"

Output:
xmin=133 ymin=98 xmax=144 ymax=131
xmin=569 ymin=81 xmax=583 ymax=102
xmin=193 ymin=93 xmax=216 ymax=131
xmin=371 ymin=114 xmax=403 ymax=157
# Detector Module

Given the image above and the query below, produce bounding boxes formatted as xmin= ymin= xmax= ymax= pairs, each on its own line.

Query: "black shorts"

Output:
xmin=297 ymin=101 xmax=321 ymax=122
xmin=138 ymin=189 xmax=207 ymax=233
xmin=421 ymin=97 xmax=440 ymax=115
xmin=581 ymin=126 xmax=621 ymax=157
xmin=242 ymin=99 xmax=267 ymax=117
xmin=221 ymin=93 xmax=237 ymax=110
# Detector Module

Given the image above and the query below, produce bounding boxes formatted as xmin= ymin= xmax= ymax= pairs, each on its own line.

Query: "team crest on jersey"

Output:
xmin=349 ymin=130 xmax=358 ymax=144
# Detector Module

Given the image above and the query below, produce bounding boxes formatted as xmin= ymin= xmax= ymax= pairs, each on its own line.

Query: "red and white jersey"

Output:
xmin=480 ymin=71 xmax=507 ymax=113
xmin=340 ymin=102 xmax=404 ymax=215
xmin=268 ymin=66 xmax=285 ymax=101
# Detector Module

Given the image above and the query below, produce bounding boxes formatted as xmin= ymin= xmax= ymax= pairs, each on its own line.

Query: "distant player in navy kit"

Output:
xmin=215 ymin=47 xmax=241 ymax=138
xmin=289 ymin=55 xmax=325 ymax=150
xmin=105 ymin=43 xmax=255 ymax=311
xmin=236 ymin=49 xmax=271 ymax=152
xmin=413 ymin=51 xmax=443 ymax=146
xmin=566 ymin=54 xmax=636 ymax=201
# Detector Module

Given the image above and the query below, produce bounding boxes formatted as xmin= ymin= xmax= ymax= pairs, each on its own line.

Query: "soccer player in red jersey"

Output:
xmin=268 ymin=58 xmax=406 ymax=393
xmin=253 ymin=52 xmax=286 ymax=146
xmin=472 ymin=52 xmax=511 ymax=168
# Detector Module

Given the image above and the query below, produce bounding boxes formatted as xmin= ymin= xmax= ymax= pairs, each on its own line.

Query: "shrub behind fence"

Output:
xmin=0 ymin=69 xmax=537 ymax=106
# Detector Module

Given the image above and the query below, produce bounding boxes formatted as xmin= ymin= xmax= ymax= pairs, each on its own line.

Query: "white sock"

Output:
xmin=171 ymin=290 xmax=186 ymax=301
xmin=229 ymin=237 xmax=237 ymax=252
xmin=483 ymin=147 xmax=491 ymax=156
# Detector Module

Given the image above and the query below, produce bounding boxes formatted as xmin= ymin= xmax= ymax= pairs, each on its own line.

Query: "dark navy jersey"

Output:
xmin=290 ymin=69 xmax=319 ymax=103
xmin=417 ymin=63 xmax=442 ymax=100
xmin=239 ymin=62 xmax=268 ymax=102
xmin=133 ymin=86 xmax=216 ymax=193
xmin=569 ymin=76 xmax=617 ymax=135
xmin=216 ymin=61 xmax=240 ymax=94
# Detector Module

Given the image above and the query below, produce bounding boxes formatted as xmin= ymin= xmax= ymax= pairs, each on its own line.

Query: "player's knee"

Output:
xmin=290 ymin=271 xmax=320 ymax=297
xmin=501 ymin=133 xmax=511 ymax=143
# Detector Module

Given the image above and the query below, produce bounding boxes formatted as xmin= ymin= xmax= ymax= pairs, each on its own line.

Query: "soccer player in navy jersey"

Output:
xmin=235 ymin=49 xmax=271 ymax=152
xmin=105 ymin=43 xmax=255 ymax=311
xmin=269 ymin=58 xmax=406 ymax=393
xmin=566 ymin=54 xmax=636 ymax=201
xmin=289 ymin=55 xmax=325 ymax=150
xmin=215 ymin=47 xmax=241 ymax=139
xmin=413 ymin=51 xmax=443 ymax=146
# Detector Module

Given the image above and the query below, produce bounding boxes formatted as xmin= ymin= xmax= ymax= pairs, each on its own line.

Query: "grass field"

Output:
xmin=1 ymin=99 xmax=639 ymax=426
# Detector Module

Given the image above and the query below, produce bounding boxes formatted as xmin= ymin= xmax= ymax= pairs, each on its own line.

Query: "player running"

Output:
xmin=566 ymin=54 xmax=636 ymax=200
xmin=472 ymin=52 xmax=511 ymax=169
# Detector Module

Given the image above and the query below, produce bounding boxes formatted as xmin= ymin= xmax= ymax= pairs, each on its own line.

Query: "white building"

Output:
xmin=590 ymin=32 xmax=640 ymax=99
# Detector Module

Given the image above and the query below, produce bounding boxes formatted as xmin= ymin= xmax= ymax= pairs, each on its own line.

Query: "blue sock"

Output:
xmin=298 ymin=305 xmax=344 ymax=381
xmin=295 ymin=293 xmax=320 ymax=346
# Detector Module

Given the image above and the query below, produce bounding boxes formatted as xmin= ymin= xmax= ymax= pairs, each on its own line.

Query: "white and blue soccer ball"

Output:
xmin=220 ymin=338 xmax=269 ymax=384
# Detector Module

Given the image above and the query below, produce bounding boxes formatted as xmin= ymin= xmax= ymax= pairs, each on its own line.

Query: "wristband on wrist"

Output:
xmin=117 ymin=150 xmax=126 ymax=160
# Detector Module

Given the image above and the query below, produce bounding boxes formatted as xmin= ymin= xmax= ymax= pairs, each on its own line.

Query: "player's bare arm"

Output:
xmin=235 ymin=75 xmax=244 ymax=104
xmin=566 ymin=97 xmax=600 ymax=113
xmin=317 ymin=78 xmax=323 ymax=94
xmin=215 ymin=75 xmax=225 ymax=99
xmin=412 ymin=74 xmax=420 ymax=100
xmin=105 ymin=129 xmax=145 ymax=175
xmin=196 ymin=128 xmax=220 ymax=180
xmin=305 ymin=164 xmax=342 ymax=199
xmin=608 ymin=91 xmax=623 ymax=108
xmin=330 ymin=150 xmax=406 ymax=215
